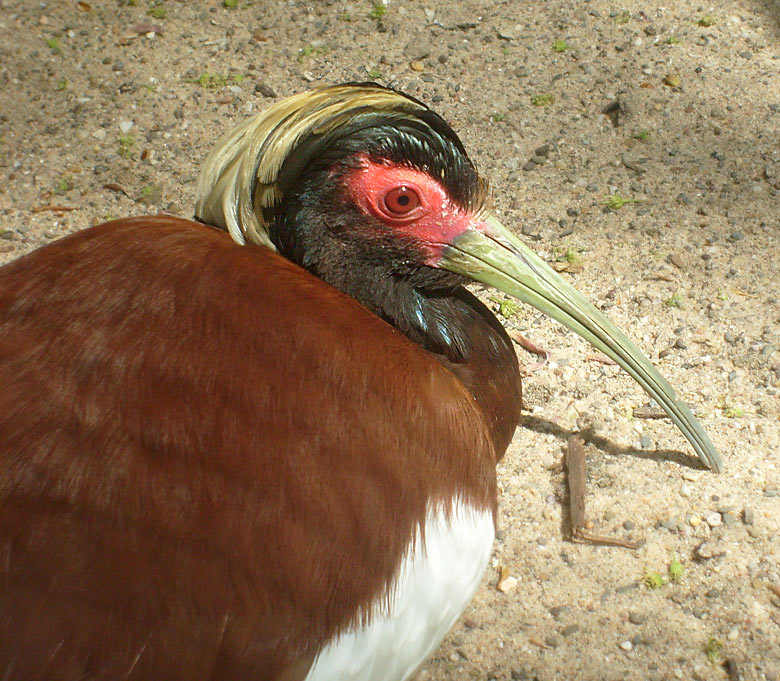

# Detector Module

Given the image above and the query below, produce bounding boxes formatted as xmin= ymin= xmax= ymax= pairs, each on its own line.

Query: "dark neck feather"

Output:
xmin=273 ymin=221 xmax=522 ymax=456
xmin=271 ymin=159 xmax=522 ymax=457
xmin=352 ymin=272 xmax=522 ymax=458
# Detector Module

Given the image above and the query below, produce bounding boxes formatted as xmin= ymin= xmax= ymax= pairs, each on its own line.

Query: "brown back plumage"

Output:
xmin=0 ymin=217 xmax=500 ymax=680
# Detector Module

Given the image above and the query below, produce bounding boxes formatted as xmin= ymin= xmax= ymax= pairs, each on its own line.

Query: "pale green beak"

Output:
xmin=441 ymin=214 xmax=722 ymax=473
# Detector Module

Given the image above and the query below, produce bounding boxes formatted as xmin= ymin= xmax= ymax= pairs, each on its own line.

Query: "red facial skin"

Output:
xmin=343 ymin=158 xmax=479 ymax=266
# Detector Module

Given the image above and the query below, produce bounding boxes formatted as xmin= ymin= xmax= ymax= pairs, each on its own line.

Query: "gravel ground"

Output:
xmin=1 ymin=1 xmax=779 ymax=680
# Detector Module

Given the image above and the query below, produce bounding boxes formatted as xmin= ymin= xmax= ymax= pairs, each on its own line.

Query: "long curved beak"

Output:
xmin=440 ymin=214 xmax=722 ymax=473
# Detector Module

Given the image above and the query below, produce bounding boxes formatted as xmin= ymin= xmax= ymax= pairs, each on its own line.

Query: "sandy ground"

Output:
xmin=1 ymin=0 xmax=779 ymax=679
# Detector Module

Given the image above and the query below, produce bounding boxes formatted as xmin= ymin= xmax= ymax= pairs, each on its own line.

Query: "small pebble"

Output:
xmin=705 ymin=511 xmax=722 ymax=527
xmin=545 ymin=634 xmax=561 ymax=648
xmin=623 ymin=520 xmax=635 ymax=531
xmin=677 ymin=193 xmax=692 ymax=206
xmin=680 ymin=484 xmax=693 ymax=498
xmin=743 ymin=507 xmax=754 ymax=525
xmin=561 ymin=624 xmax=579 ymax=637
xmin=722 ymin=512 xmax=737 ymax=528
xmin=255 ymin=82 xmax=278 ymax=98
xmin=628 ymin=611 xmax=646 ymax=625
xmin=522 ymin=161 xmax=537 ymax=171
xmin=619 ymin=640 xmax=633 ymax=651
xmin=404 ymin=40 xmax=431 ymax=61
xmin=689 ymin=515 xmax=702 ymax=527
xmin=696 ymin=541 xmax=727 ymax=560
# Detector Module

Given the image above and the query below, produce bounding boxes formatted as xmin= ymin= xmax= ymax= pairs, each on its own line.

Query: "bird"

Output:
xmin=0 ymin=83 xmax=721 ymax=681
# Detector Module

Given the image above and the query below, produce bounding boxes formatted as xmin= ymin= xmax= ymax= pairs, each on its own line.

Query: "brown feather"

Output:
xmin=0 ymin=217 xmax=503 ymax=680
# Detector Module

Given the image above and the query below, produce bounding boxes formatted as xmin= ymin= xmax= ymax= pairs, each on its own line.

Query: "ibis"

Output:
xmin=0 ymin=83 xmax=720 ymax=681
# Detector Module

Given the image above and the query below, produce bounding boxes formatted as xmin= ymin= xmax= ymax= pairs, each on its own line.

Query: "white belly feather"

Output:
xmin=305 ymin=501 xmax=495 ymax=681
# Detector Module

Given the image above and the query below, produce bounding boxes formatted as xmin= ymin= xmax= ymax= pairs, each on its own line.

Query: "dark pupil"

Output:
xmin=396 ymin=194 xmax=410 ymax=206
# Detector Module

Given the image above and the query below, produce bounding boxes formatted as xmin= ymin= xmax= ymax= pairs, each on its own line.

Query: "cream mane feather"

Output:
xmin=195 ymin=84 xmax=430 ymax=249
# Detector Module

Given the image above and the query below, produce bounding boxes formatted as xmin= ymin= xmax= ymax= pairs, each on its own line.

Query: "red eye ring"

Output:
xmin=382 ymin=186 xmax=421 ymax=216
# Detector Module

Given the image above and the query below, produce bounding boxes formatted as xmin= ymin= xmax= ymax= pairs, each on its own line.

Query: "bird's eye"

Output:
xmin=382 ymin=186 xmax=420 ymax=216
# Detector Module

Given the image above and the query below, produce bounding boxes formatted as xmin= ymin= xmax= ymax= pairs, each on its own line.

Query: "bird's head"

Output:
xmin=195 ymin=82 xmax=721 ymax=473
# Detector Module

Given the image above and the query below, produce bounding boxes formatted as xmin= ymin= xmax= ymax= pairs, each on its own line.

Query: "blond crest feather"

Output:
xmin=195 ymin=84 xmax=430 ymax=249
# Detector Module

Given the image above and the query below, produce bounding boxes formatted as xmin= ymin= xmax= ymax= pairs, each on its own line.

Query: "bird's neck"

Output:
xmin=324 ymin=267 xmax=523 ymax=457
xmin=269 ymin=199 xmax=522 ymax=456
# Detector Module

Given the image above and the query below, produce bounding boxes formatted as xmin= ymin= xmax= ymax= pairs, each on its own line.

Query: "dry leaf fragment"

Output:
xmin=664 ymin=73 xmax=681 ymax=87
xmin=131 ymin=23 xmax=164 ymax=35
xmin=552 ymin=261 xmax=583 ymax=274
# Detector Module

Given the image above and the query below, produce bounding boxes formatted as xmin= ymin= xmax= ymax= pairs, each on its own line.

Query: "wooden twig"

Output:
xmin=31 ymin=205 xmax=77 ymax=213
xmin=632 ymin=406 xmax=669 ymax=420
xmin=103 ymin=183 xmax=129 ymax=196
xmin=585 ymin=354 xmax=617 ymax=365
xmin=566 ymin=435 xmax=587 ymax=532
xmin=646 ymin=272 xmax=675 ymax=282
xmin=566 ymin=435 xmax=640 ymax=549
xmin=509 ymin=330 xmax=550 ymax=376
